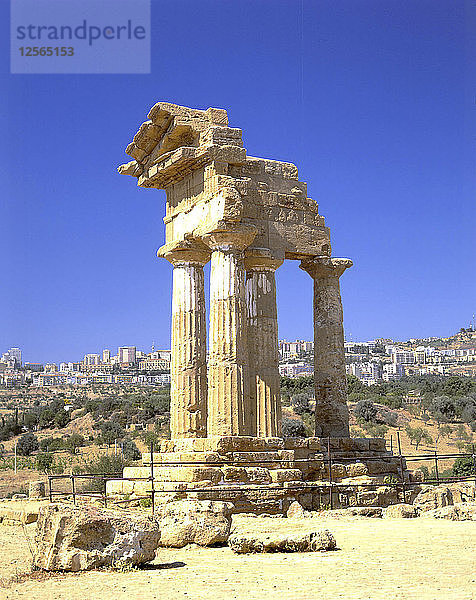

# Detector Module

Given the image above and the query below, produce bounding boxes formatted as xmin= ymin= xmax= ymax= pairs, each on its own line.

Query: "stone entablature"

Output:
xmin=119 ymin=102 xmax=329 ymax=260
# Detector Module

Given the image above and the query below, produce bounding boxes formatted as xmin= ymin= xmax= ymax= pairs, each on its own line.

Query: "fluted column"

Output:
xmin=158 ymin=240 xmax=210 ymax=438
xmin=245 ymin=249 xmax=283 ymax=437
xmin=300 ymin=257 xmax=353 ymax=438
xmin=201 ymin=224 xmax=257 ymax=436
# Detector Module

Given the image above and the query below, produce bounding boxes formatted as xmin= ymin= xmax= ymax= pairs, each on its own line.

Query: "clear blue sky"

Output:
xmin=1 ymin=0 xmax=475 ymax=364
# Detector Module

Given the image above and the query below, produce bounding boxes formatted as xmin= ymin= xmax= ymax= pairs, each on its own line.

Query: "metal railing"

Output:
xmin=47 ymin=437 xmax=476 ymax=514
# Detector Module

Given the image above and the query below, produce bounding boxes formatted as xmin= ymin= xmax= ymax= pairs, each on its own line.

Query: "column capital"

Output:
xmin=244 ymin=248 xmax=284 ymax=272
xmin=198 ymin=222 xmax=257 ymax=252
xmin=158 ymin=239 xmax=210 ymax=266
xmin=300 ymin=256 xmax=353 ymax=279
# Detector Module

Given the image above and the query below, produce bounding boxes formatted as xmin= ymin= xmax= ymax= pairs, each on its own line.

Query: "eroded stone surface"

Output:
xmin=413 ymin=482 xmax=476 ymax=513
xmin=418 ymin=502 xmax=476 ymax=521
xmin=157 ymin=500 xmax=233 ymax=547
xmin=228 ymin=529 xmax=336 ymax=553
xmin=34 ymin=504 xmax=160 ymax=571
xmin=383 ymin=504 xmax=418 ymax=519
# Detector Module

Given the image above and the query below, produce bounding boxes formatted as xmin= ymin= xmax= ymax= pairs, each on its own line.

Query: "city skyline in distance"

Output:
xmin=4 ymin=318 xmax=475 ymax=366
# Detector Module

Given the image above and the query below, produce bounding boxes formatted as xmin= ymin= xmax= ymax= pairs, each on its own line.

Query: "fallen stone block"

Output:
xmin=34 ymin=503 xmax=160 ymax=571
xmin=228 ymin=530 xmax=336 ymax=554
xmin=0 ymin=506 xmax=39 ymax=525
xmin=157 ymin=500 xmax=232 ymax=547
xmin=383 ymin=503 xmax=418 ymax=519
xmin=413 ymin=482 xmax=476 ymax=512
xmin=419 ymin=502 xmax=476 ymax=521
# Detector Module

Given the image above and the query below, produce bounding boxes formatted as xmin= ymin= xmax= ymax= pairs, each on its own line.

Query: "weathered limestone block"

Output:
xmin=34 ymin=504 xmax=160 ymax=571
xmin=283 ymin=438 xmax=309 ymax=450
xmin=413 ymin=482 xmax=476 ymax=512
xmin=357 ymin=486 xmax=398 ymax=507
xmin=228 ymin=530 xmax=336 ymax=553
xmin=419 ymin=503 xmax=476 ymax=521
xmin=345 ymin=463 xmax=369 ymax=477
xmin=245 ymin=467 xmax=272 ymax=483
xmin=383 ymin=504 xmax=418 ymax=518
xmin=263 ymin=437 xmax=285 ymax=449
xmin=213 ymin=437 xmax=267 ymax=452
xmin=345 ymin=438 xmax=370 ymax=452
xmin=300 ymin=257 xmax=352 ymax=438
xmin=153 ymin=466 xmax=223 ymax=484
xmin=29 ymin=481 xmax=46 ymax=499
xmin=367 ymin=459 xmax=399 ymax=475
xmin=369 ymin=439 xmax=387 ymax=452
xmin=157 ymin=500 xmax=233 ymax=547
xmin=270 ymin=469 xmax=302 ymax=483
xmin=307 ymin=438 xmax=322 ymax=450
xmin=232 ymin=451 xmax=281 ymax=464
xmin=0 ymin=506 xmax=39 ymax=525
xmin=222 ymin=466 xmax=248 ymax=482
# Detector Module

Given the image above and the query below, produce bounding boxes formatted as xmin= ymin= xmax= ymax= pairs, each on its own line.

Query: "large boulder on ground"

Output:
xmin=419 ymin=502 xmax=476 ymax=521
xmin=157 ymin=500 xmax=233 ymax=547
xmin=228 ymin=530 xmax=336 ymax=554
xmin=383 ymin=504 xmax=418 ymax=519
xmin=413 ymin=482 xmax=476 ymax=513
xmin=34 ymin=504 xmax=160 ymax=571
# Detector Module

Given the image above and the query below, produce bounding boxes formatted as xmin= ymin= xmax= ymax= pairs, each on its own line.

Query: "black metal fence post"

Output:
xmin=327 ymin=437 xmax=333 ymax=510
xmin=48 ymin=475 xmax=53 ymax=503
xmin=71 ymin=475 xmax=76 ymax=506
xmin=150 ymin=441 xmax=155 ymax=515
xmin=472 ymin=444 xmax=476 ymax=485
xmin=397 ymin=431 xmax=406 ymax=503
xmin=433 ymin=450 xmax=440 ymax=484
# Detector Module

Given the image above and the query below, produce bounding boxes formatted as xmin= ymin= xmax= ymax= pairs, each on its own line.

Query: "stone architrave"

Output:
xmin=158 ymin=239 xmax=210 ymax=438
xmin=245 ymin=249 xmax=283 ymax=437
xmin=300 ymin=257 xmax=352 ymax=438
xmin=200 ymin=223 xmax=257 ymax=437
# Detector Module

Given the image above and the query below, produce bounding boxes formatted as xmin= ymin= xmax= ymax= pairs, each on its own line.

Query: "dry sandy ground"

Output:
xmin=0 ymin=514 xmax=475 ymax=600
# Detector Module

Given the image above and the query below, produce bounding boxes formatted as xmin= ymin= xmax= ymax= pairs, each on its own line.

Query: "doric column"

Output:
xmin=201 ymin=223 xmax=257 ymax=436
xmin=245 ymin=249 xmax=283 ymax=437
xmin=158 ymin=239 xmax=210 ymax=438
xmin=300 ymin=257 xmax=353 ymax=438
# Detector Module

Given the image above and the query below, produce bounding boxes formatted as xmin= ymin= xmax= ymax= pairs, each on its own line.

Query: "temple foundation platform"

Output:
xmin=107 ymin=437 xmax=416 ymax=514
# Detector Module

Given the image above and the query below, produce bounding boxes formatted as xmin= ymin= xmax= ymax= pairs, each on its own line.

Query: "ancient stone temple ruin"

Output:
xmin=114 ymin=102 xmax=409 ymax=512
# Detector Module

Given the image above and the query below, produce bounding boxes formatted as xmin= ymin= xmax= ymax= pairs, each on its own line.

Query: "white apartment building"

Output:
xmin=83 ymin=353 xmax=100 ymax=366
xmin=392 ymin=350 xmax=415 ymax=365
xmin=279 ymin=362 xmax=313 ymax=378
xmin=118 ymin=346 xmax=136 ymax=363
xmin=382 ymin=363 xmax=404 ymax=381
